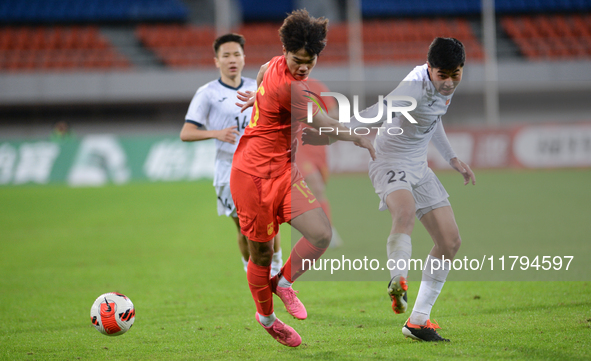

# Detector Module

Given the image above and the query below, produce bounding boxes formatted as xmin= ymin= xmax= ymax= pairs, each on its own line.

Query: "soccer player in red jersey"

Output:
xmin=180 ymin=34 xmax=284 ymax=277
xmin=231 ymin=10 xmax=375 ymax=347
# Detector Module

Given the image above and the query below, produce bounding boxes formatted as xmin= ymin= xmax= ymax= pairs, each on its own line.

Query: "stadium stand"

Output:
xmin=136 ymin=23 xmax=285 ymax=68
xmin=0 ymin=26 xmax=130 ymax=71
xmin=1 ymin=0 xmax=590 ymax=71
xmin=136 ymin=18 xmax=483 ymax=68
xmin=0 ymin=0 xmax=189 ymax=72
xmin=135 ymin=24 xmax=216 ymax=67
xmin=501 ymin=14 xmax=591 ymax=60
xmin=0 ymin=0 xmax=188 ymax=24
xmin=360 ymin=18 xmax=483 ymax=63
xmin=238 ymin=0 xmax=294 ymax=22
xmin=361 ymin=0 xmax=591 ymax=17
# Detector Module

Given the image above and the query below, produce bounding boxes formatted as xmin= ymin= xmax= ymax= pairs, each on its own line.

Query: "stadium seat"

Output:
xmin=361 ymin=0 xmax=591 ymax=17
xmin=135 ymin=24 xmax=217 ymax=68
xmin=361 ymin=18 xmax=483 ymax=64
xmin=0 ymin=0 xmax=189 ymax=24
xmin=0 ymin=26 xmax=130 ymax=72
xmin=136 ymin=18 xmax=485 ymax=68
xmin=501 ymin=14 xmax=591 ymax=60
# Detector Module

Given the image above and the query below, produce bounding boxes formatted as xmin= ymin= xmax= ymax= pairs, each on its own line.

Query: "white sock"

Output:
xmin=410 ymin=255 xmax=450 ymax=325
xmin=386 ymin=233 xmax=412 ymax=279
xmin=258 ymin=312 xmax=277 ymax=327
xmin=272 ymin=248 xmax=283 ymax=266
xmin=277 ymin=275 xmax=292 ymax=288
xmin=242 ymin=257 xmax=248 ymax=273
xmin=270 ymin=249 xmax=283 ymax=277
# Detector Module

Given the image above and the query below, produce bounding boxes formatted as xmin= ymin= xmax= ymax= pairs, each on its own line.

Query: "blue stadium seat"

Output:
xmin=0 ymin=0 xmax=189 ymax=24
xmin=239 ymin=0 xmax=293 ymax=22
xmin=360 ymin=0 xmax=591 ymax=17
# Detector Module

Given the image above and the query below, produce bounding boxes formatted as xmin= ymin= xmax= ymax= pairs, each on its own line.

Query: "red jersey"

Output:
xmin=232 ymin=55 xmax=319 ymax=179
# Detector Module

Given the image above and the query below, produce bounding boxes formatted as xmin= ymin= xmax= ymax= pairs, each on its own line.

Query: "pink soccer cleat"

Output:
xmin=274 ymin=286 xmax=308 ymax=320
xmin=256 ymin=313 xmax=302 ymax=347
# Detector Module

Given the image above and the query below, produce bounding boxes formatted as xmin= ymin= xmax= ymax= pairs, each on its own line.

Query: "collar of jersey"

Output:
xmin=218 ymin=77 xmax=244 ymax=91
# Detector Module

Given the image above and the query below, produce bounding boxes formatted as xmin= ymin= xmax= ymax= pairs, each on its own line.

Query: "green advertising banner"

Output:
xmin=0 ymin=135 xmax=215 ymax=186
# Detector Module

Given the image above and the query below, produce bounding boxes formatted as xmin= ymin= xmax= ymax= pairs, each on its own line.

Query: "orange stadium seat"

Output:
xmin=361 ymin=18 xmax=483 ymax=64
xmin=502 ymin=14 xmax=591 ymax=60
xmin=0 ymin=25 xmax=131 ymax=72
xmin=135 ymin=24 xmax=217 ymax=68
xmin=135 ymin=18 xmax=484 ymax=69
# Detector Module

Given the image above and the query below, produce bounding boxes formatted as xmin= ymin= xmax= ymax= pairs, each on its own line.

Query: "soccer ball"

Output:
xmin=90 ymin=292 xmax=135 ymax=336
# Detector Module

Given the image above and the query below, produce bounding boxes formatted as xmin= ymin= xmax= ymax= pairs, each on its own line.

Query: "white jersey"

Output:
xmin=355 ymin=64 xmax=457 ymax=176
xmin=185 ymin=77 xmax=256 ymax=186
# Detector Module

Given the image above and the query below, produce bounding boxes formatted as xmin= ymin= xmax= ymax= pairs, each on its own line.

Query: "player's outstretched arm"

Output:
xmin=450 ymin=157 xmax=476 ymax=185
xmin=308 ymin=111 xmax=376 ymax=160
xmin=302 ymin=98 xmax=385 ymax=146
xmin=180 ymin=122 xmax=240 ymax=144
xmin=301 ymin=127 xmax=331 ymax=146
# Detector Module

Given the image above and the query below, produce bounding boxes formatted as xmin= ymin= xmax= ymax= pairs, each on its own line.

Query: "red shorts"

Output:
xmin=230 ymin=166 xmax=321 ymax=242
xmin=295 ymin=144 xmax=329 ymax=183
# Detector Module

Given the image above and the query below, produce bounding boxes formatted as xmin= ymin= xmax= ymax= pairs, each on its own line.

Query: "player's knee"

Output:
xmin=448 ymin=234 xmax=461 ymax=257
xmin=392 ymin=211 xmax=415 ymax=233
xmin=249 ymin=244 xmax=274 ymax=266
xmin=311 ymin=225 xmax=332 ymax=249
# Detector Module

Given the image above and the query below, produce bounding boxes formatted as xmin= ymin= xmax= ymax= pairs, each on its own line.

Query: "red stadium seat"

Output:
xmin=0 ymin=25 xmax=131 ymax=72
xmin=501 ymin=14 xmax=591 ymax=61
xmin=135 ymin=18 xmax=485 ymax=68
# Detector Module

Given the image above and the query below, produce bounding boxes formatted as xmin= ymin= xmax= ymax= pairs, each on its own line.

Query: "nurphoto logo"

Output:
xmin=305 ymin=91 xmax=418 ymax=136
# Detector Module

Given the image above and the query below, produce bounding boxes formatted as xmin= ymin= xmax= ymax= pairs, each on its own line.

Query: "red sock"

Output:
xmin=247 ymin=260 xmax=273 ymax=316
xmin=280 ymin=237 xmax=327 ymax=283
xmin=320 ymin=200 xmax=332 ymax=222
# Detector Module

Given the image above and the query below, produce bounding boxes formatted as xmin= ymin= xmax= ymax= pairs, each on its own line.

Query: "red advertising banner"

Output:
xmin=328 ymin=122 xmax=591 ymax=173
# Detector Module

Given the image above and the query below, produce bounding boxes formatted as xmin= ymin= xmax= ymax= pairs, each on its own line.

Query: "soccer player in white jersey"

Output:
xmin=180 ymin=34 xmax=283 ymax=276
xmin=366 ymin=37 xmax=475 ymax=342
xmin=305 ymin=37 xmax=475 ymax=341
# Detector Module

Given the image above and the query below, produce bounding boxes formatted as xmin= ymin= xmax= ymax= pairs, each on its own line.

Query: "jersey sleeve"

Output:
xmin=382 ymin=80 xmax=424 ymax=123
xmin=385 ymin=80 xmax=423 ymax=108
xmin=185 ymin=86 xmax=211 ymax=128
xmin=431 ymin=120 xmax=457 ymax=163
xmin=308 ymin=80 xmax=337 ymax=110
xmin=288 ymin=80 xmax=319 ymax=122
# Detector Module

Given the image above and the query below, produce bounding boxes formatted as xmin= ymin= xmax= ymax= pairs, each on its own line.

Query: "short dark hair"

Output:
xmin=213 ymin=33 xmax=245 ymax=57
xmin=279 ymin=9 xmax=328 ymax=57
xmin=427 ymin=37 xmax=465 ymax=70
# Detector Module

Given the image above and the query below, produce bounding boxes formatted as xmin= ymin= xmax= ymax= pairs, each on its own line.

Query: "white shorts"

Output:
xmin=215 ymin=184 xmax=237 ymax=217
xmin=369 ymin=162 xmax=450 ymax=219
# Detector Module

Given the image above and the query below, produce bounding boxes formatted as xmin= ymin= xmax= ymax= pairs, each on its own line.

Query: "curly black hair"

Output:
xmin=427 ymin=37 xmax=465 ymax=70
xmin=213 ymin=33 xmax=245 ymax=57
xmin=279 ymin=9 xmax=328 ymax=57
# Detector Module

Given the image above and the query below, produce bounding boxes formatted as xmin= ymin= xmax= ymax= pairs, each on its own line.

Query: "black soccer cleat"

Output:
xmin=402 ymin=319 xmax=450 ymax=342
xmin=387 ymin=275 xmax=408 ymax=314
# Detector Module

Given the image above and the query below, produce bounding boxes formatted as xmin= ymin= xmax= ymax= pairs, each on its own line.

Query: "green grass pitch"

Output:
xmin=1 ymin=169 xmax=590 ymax=360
